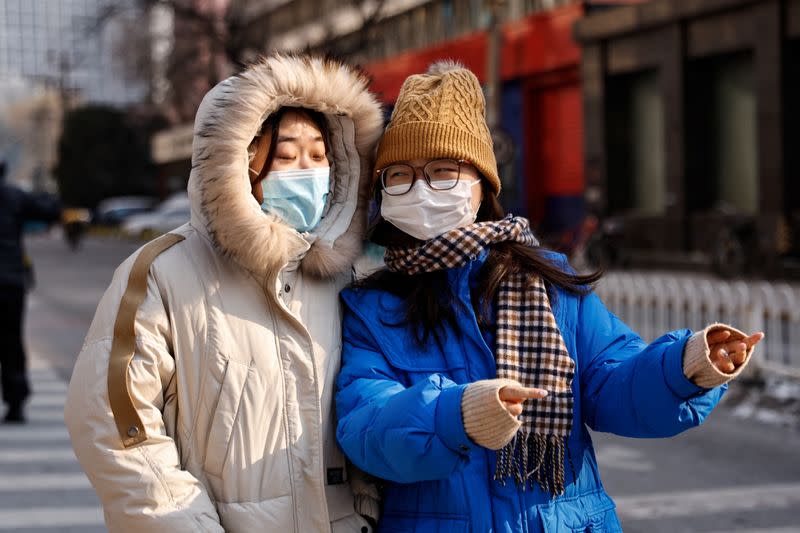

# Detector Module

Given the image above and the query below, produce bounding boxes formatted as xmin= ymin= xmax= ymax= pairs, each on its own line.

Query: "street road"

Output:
xmin=0 ymin=232 xmax=140 ymax=532
xmin=1 ymin=233 xmax=798 ymax=532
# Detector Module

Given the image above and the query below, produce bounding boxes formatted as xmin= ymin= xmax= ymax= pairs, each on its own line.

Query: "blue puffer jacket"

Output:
xmin=336 ymin=251 xmax=726 ymax=533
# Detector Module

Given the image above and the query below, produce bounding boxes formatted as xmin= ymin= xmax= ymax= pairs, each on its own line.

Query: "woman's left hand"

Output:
xmin=708 ymin=329 xmax=764 ymax=373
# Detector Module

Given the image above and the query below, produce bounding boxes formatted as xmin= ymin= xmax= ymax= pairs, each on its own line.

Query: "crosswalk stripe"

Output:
xmin=0 ymin=427 xmax=70 ymax=441
xmin=0 ymin=352 xmax=105 ymax=531
xmin=21 ymin=408 xmax=68 ymax=422
xmin=706 ymin=528 xmax=800 ymax=533
xmin=32 ymin=381 xmax=69 ymax=393
xmin=0 ymin=448 xmax=76 ymax=463
xmin=0 ymin=506 xmax=104 ymax=529
xmin=615 ymin=482 xmax=800 ymax=520
xmin=27 ymin=369 xmax=63 ymax=379
xmin=26 ymin=395 xmax=68 ymax=407
xmin=0 ymin=473 xmax=92 ymax=491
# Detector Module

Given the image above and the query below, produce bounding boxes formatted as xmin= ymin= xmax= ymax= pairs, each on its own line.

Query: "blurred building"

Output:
xmin=0 ymin=0 xmax=150 ymax=191
xmin=148 ymin=0 xmax=798 ymax=278
xmin=0 ymin=0 xmax=147 ymax=107
xmin=231 ymin=0 xmax=643 ymax=233
xmin=152 ymin=0 xmax=643 ymax=229
xmin=575 ymin=0 xmax=799 ymax=277
xmin=149 ymin=0 xmax=235 ymax=198
xmin=153 ymin=0 xmax=232 ymax=124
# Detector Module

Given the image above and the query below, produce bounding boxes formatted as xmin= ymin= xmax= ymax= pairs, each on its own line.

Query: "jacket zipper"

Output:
xmin=267 ymin=275 xmax=331 ymax=531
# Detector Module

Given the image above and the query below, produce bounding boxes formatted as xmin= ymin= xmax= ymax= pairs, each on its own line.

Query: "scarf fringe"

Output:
xmin=494 ymin=433 xmax=567 ymax=496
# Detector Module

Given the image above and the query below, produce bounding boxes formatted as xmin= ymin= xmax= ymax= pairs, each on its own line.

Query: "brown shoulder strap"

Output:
xmin=108 ymin=233 xmax=185 ymax=448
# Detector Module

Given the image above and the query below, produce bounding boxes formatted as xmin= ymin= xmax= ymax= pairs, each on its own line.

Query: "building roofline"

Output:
xmin=574 ymin=0 xmax=762 ymax=43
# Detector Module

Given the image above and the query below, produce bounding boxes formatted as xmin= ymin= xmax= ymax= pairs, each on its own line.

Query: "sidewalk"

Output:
xmin=0 ymin=355 xmax=105 ymax=532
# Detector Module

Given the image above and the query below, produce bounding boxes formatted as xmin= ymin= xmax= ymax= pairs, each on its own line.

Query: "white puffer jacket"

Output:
xmin=64 ymin=55 xmax=383 ymax=533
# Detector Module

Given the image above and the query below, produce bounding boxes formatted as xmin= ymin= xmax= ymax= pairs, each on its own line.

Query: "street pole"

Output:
xmin=485 ymin=0 xmax=506 ymax=130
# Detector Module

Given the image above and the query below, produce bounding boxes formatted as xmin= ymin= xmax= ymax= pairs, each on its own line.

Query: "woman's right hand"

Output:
xmin=498 ymin=385 xmax=548 ymax=417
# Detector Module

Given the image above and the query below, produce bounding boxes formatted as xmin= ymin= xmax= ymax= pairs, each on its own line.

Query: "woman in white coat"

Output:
xmin=64 ymin=54 xmax=383 ymax=532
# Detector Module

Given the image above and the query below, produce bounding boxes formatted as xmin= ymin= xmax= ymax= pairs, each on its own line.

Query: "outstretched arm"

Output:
xmin=577 ymin=291 xmax=759 ymax=438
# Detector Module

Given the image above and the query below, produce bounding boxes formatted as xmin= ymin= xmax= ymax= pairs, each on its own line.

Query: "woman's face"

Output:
xmin=249 ymin=109 xmax=328 ymax=204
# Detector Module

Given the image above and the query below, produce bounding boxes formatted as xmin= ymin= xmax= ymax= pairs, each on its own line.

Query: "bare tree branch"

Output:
xmin=319 ymin=0 xmax=387 ymax=61
xmin=90 ymin=0 xmax=392 ymax=123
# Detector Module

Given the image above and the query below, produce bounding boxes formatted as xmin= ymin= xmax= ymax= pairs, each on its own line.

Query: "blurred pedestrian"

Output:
xmin=0 ymin=160 xmax=61 ymax=423
xmin=61 ymin=207 xmax=90 ymax=250
xmin=334 ymin=61 xmax=765 ymax=532
xmin=64 ymin=54 xmax=383 ymax=532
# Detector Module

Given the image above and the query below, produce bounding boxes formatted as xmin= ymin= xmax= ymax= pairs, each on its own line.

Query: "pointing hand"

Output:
xmin=498 ymin=385 xmax=548 ymax=417
xmin=707 ymin=329 xmax=764 ymax=373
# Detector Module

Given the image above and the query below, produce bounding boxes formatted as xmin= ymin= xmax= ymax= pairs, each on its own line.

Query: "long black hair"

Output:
xmin=354 ymin=180 xmax=602 ymax=346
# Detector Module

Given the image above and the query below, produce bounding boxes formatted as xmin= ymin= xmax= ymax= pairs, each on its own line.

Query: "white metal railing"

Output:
xmin=595 ymin=272 xmax=800 ymax=378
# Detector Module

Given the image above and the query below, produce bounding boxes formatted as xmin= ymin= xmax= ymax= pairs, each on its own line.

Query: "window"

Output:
xmin=686 ymin=51 xmax=757 ymax=215
xmin=605 ymin=69 xmax=665 ymax=215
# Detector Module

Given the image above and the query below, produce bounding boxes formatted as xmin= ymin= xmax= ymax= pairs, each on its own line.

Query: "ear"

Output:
xmin=249 ymin=130 xmax=273 ymax=184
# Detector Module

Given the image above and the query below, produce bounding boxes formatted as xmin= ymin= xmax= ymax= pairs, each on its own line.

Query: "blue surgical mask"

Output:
xmin=260 ymin=166 xmax=330 ymax=232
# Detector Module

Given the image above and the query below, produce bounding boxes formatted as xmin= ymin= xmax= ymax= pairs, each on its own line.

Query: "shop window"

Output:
xmin=685 ymin=51 xmax=757 ymax=215
xmin=605 ymin=69 xmax=665 ymax=215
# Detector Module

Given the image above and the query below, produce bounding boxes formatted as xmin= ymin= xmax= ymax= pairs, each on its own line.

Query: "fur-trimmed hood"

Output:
xmin=187 ymin=54 xmax=383 ymax=281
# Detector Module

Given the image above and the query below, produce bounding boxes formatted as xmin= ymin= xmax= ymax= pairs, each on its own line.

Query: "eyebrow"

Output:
xmin=276 ymin=135 xmax=324 ymax=143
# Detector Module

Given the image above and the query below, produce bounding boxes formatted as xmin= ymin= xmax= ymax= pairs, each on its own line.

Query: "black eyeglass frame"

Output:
xmin=378 ymin=158 xmax=473 ymax=196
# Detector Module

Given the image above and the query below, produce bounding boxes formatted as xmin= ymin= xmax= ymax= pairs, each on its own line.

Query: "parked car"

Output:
xmin=121 ymin=193 xmax=190 ymax=239
xmin=93 ymin=196 xmax=157 ymax=226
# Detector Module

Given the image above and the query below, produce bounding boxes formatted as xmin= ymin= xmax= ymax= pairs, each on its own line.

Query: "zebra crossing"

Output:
xmin=0 ymin=361 xmax=105 ymax=532
xmin=3 ymin=354 xmax=800 ymax=533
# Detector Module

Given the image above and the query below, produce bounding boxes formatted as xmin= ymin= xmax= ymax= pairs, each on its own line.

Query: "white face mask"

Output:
xmin=380 ymin=179 xmax=481 ymax=241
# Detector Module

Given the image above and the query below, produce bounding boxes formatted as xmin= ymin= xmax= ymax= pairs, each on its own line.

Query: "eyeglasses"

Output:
xmin=379 ymin=159 xmax=475 ymax=196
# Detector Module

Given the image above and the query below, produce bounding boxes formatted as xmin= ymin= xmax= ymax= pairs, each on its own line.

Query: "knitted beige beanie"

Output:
xmin=374 ymin=61 xmax=501 ymax=194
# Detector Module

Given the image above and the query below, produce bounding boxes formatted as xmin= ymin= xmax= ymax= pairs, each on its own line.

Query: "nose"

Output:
xmin=298 ymin=153 xmax=314 ymax=169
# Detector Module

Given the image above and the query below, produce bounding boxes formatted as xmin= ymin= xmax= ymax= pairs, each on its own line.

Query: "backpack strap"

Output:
xmin=108 ymin=233 xmax=185 ymax=447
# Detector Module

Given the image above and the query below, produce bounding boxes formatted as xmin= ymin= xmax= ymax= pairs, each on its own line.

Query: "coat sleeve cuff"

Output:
xmin=683 ymin=323 xmax=754 ymax=388
xmin=461 ymin=379 xmax=522 ymax=450
xmin=435 ymin=383 xmax=474 ymax=455
xmin=663 ymin=333 xmax=706 ymax=399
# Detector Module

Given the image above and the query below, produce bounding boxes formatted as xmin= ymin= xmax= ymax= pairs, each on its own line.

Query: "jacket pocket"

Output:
xmin=203 ymin=356 xmax=251 ymax=477
xmin=568 ymin=507 xmax=619 ymax=533
xmin=379 ymin=512 xmax=468 ymax=533
xmin=564 ymin=499 xmax=618 ymax=533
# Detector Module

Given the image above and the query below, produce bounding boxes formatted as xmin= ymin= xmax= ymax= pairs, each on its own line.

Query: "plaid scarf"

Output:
xmin=384 ymin=216 xmax=575 ymax=495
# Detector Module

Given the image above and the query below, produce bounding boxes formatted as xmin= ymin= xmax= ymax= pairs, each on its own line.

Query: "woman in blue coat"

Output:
xmin=335 ymin=61 xmax=764 ymax=532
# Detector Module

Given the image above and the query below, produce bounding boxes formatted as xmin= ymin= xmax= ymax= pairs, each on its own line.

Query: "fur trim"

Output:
xmin=299 ymin=168 xmax=370 ymax=279
xmin=426 ymin=60 xmax=466 ymax=75
xmin=188 ymin=54 xmax=383 ymax=280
